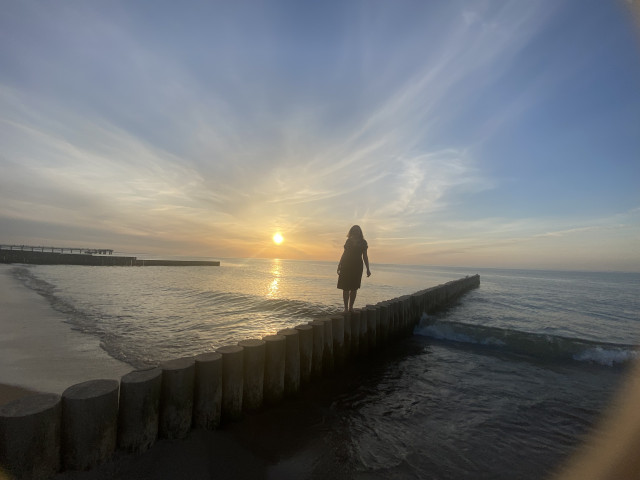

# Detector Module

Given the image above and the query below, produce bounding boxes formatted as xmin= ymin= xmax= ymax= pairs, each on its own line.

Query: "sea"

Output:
xmin=8 ymin=258 xmax=640 ymax=479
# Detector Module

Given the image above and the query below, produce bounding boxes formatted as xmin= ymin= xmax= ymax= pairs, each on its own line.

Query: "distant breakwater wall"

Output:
xmin=0 ymin=275 xmax=480 ymax=479
xmin=0 ymin=249 xmax=220 ymax=267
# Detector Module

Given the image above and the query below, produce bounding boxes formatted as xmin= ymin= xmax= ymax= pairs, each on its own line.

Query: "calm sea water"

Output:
xmin=11 ymin=259 xmax=640 ymax=479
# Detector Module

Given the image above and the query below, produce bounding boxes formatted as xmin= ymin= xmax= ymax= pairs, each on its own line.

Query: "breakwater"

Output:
xmin=0 ymin=250 xmax=220 ymax=267
xmin=0 ymin=274 xmax=479 ymax=479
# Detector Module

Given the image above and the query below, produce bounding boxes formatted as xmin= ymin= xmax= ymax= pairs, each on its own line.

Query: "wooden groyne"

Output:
xmin=0 ymin=275 xmax=480 ymax=479
xmin=0 ymin=249 xmax=220 ymax=267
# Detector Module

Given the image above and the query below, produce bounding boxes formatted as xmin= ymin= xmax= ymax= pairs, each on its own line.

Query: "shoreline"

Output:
xmin=0 ymin=264 xmax=133 ymax=401
xmin=0 ymin=383 xmax=40 ymax=407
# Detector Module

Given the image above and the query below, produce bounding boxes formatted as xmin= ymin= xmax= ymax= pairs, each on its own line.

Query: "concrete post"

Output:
xmin=350 ymin=310 xmax=360 ymax=357
xmin=321 ymin=318 xmax=334 ymax=373
xmin=193 ymin=352 xmax=222 ymax=430
xmin=343 ymin=312 xmax=352 ymax=360
xmin=0 ymin=393 xmax=61 ymax=479
xmin=330 ymin=316 xmax=345 ymax=369
xmin=263 ymin=334 xmax=286 ymax=405
xmin=118 ymin=368 xmax=162 ymax=453
xmin=159 ymin=357 xmax=195 ymax=440
xmin=294 ymin=325 xmax=313 ymax=387
xmin=308 ymin=320 xmax=325 ymax=378
xmin=238 ymin=339 xmax=266 ymax=411
xmin=216 ymin=345 xmax=244 ymax=422
xmin=62 ymin=379 xmax=119 ymax=471
xmin=277 ymin=328 xmax=301 ymax=396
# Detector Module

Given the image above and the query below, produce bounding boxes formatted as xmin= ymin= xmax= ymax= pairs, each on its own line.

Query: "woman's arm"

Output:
xmin=337 ymin=251 xmax=344 ymax=274
xmin=363 ymin=250 xmax=371 ymax=277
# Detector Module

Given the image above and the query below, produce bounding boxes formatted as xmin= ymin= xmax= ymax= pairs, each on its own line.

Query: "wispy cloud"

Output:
xmin=0 ymin=1 xmax=637 ymax=270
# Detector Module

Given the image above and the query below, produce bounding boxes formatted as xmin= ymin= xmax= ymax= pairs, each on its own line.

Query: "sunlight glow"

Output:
xmin=273 ymin=233 xmax=284 ymax=245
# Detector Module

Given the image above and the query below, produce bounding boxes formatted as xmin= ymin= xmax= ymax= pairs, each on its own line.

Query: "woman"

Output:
xmin=337 ymin=225 xmax=371 ymax=313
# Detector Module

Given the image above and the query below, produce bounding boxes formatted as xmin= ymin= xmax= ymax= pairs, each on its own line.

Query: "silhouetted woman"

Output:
xmin=337 ymin=225 xmax=371 ymax=312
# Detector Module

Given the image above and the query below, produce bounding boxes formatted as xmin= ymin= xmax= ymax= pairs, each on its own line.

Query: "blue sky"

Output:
xmin=1 ymin=0 xmax=639 ymax=271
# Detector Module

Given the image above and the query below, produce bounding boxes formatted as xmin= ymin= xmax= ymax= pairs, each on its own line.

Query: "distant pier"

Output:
xmin=0 ymin=245 xmax=220 ymax=267
xmin=0 ymin=244 xmax=114 ymax=255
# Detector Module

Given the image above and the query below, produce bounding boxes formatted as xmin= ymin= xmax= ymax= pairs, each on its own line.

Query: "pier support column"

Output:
xmin=193 ymin=352 xmax=222 ymax=430
xmin=216 ymin=345 xmax=244 ymax=422
xmin=294 ymin=325 xmax=313 ymax=387
xmin=62 ymin=379 xmax=119 ymax=471
xmin=277 ymin=328 xmax=301 ymax=396
xmin=118 ymin=368 xmax=162 ymax=453
xmin=0 ymin=393 xmax=61 ymax=479
xmin=238 ymin=339 xmax=266 ymax=411
xmin=159 ymin=357 xmax=195 ymax=440
xmin=263 ymin=335 xmax=286 ymax=405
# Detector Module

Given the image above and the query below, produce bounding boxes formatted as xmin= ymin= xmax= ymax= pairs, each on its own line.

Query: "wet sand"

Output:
xmin=0 ymin=383 xmax=39 ymax=406
xmin=0 ymin=264 xmax=132 ymax=400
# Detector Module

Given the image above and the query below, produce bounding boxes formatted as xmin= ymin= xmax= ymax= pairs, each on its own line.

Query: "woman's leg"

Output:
xmin=348 ymin=290 xmax=357 ymax=311
xmin=343 ymin=290 xmax=349 ymax=312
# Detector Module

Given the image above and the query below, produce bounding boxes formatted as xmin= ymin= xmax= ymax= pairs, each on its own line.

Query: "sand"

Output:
xmin=0 ymin=264 xmax=133 ymax=402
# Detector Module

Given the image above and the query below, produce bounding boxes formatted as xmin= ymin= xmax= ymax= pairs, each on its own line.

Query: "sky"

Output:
xmin=1 ymin=0 xmax=639 ymax=271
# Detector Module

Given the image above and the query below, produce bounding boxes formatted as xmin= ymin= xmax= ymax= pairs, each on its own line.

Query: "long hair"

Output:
xmin=347 ymin=225 xmax=364 ymax=241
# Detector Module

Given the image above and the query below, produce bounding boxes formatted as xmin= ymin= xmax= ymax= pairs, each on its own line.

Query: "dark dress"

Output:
xmin=337 ymin=238 xmax=368 ymax=290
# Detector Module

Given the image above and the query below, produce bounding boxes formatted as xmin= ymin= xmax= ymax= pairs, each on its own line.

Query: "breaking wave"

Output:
xmin=415 ymin=315 xmax=639 ymax=367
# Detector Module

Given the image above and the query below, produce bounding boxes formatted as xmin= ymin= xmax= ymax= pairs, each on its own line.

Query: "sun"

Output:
xmin=273 ymin=232 xmax=284 ymax=245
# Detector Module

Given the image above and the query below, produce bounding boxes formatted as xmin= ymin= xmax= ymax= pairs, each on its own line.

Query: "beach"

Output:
xmin=1 ymin=261 xmax=638 ymax=479
xmin=0 ymin=262 xmax=358 ymax=480
xmin=0 ymin=264 xmax=132 ymax=403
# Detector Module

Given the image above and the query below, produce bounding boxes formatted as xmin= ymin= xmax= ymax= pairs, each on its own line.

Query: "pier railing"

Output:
xmin=0 ymin=275 xmax=480 ymax=479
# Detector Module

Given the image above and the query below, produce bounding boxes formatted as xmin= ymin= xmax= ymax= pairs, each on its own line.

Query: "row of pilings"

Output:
xmin=0 ymin=275 xmax=480 ymax=479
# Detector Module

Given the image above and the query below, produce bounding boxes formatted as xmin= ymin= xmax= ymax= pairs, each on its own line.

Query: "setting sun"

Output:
xmin=273 ymin=232 xmax=284 ymax=245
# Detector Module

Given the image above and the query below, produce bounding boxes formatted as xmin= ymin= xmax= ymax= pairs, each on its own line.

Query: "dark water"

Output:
xmin=324 ymin=340 xmax=624 ymax=479
xmin=13 ymin=260 xmax=640 ymax=478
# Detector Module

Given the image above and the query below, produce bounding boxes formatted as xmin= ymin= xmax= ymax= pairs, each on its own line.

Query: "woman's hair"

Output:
xmin=347 ymin=225 xmax=364 ymax=240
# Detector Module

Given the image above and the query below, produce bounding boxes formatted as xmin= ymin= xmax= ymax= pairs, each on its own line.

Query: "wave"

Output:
xmin=415 ymin=315 xmax=639 ymax=367
xmin=193 ymin=289 xmax=339 ymax=319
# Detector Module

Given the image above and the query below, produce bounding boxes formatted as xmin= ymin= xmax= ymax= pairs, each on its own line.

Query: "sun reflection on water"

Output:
xmin=267 ymin=259 xmax=281 ymax=298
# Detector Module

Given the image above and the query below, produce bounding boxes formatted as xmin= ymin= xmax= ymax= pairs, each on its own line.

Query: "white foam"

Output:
xmin=573 ymin=347 xmax=639 ymax=367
